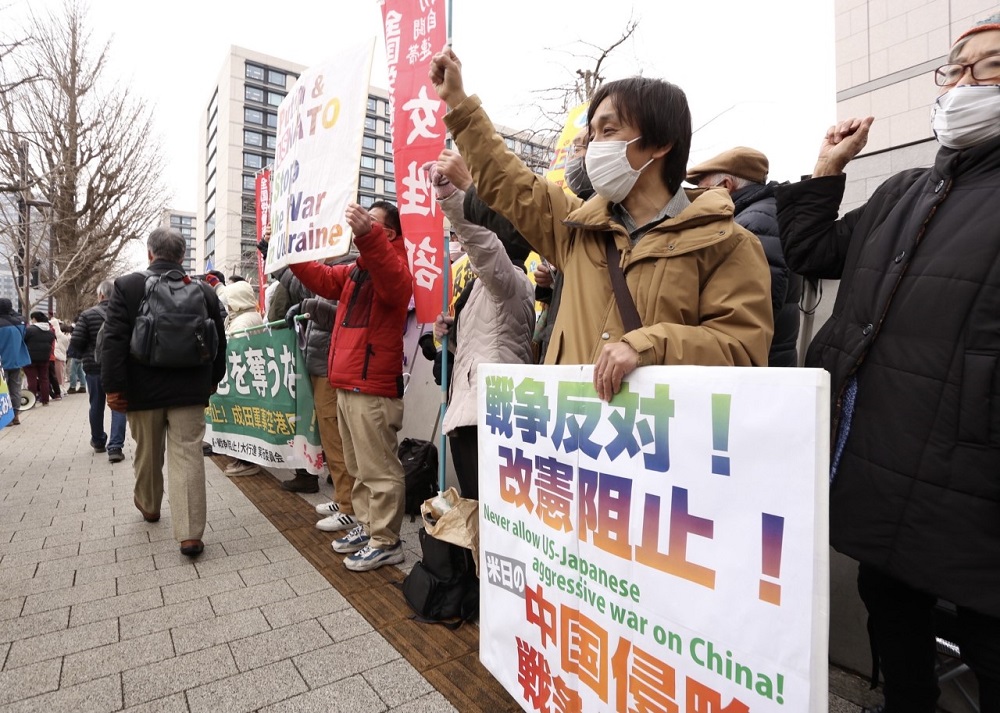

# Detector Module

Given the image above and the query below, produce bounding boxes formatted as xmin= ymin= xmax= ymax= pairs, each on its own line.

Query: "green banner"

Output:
xmin=204 ymin=327 xmax=323 ymax=473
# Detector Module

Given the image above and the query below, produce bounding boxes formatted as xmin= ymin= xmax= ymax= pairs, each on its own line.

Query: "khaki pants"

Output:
xmin=128 ymin=405 xmax=207 ymax=542
xmin=311 ymin=375 xmax=354 ymax=515
xmin=337 ymin=389 xmax=404 ymax=548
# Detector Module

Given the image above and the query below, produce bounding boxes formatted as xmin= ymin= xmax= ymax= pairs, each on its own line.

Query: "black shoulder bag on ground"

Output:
xmin=401 ymin=527 xmax=479 ymax=629
xmin=606 ymin=238 xmax=642 ymax=331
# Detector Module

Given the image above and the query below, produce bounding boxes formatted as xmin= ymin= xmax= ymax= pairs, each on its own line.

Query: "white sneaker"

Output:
xmin=344 ymin=541 xmax=405 ymax=572
xmin=316 ymin=512 xmax=358 ymax=532
xmin=331 ymin=525 xmax=370 ymax=554
xmin=314 ymin=501 xmax=341 ymax=516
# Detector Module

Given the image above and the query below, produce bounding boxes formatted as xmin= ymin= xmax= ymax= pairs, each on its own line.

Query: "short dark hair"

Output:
xmin=588 ymin=77 xmax=692 ymax=194
xmin=147 ymin=227 xmax=187 ymax=263
xmin=30 ymin=311 xmax=48 ymax=323
xmin=370 ymin=200 xmax=401 ymax=234
xmin=229 ymin=275 xmax=246 ymax=283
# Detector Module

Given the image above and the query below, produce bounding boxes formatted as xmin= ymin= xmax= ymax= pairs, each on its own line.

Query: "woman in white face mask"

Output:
xmin=776 ymin=14 xmax=1000 ymax=713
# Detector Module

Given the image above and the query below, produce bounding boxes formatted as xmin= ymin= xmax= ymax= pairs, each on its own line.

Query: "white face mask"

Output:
xmin=931 ymin=85 xmax=1000 ymax=149
xmin=584 ymin=137 xmax=654 ymax=203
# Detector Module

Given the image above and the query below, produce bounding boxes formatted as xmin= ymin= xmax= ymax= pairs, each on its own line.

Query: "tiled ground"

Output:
xmin=0 ymin=392 xmax=873 ymax=712
xmin=0 ymin=394 xmax=454 ymax=712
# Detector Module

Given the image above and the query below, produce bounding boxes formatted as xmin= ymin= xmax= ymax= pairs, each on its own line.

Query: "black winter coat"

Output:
xmin=68 ymin=303 xmax=108 ymax=375
xmin=23 ymin=324 xmax=55 ymax=363
xmin=776 ymin=135 xmax=1000 ymax=617
xmin=101 ymin=260 xmax=227 ymax=411
xmin=732 ymin=182 xmax=801 ymax=367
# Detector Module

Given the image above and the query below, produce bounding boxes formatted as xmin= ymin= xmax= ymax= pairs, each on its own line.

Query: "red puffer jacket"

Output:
xmin=290 ymin=223 xmax=412 ymax=398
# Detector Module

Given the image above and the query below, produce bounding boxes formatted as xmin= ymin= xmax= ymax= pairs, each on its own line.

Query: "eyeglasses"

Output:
xmin=934 ymin=54 xmax=1000 ymax=86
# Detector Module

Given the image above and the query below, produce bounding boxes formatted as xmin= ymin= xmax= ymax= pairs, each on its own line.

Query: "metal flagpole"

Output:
xmin=434 ymin=0 xmax=455 ymax=496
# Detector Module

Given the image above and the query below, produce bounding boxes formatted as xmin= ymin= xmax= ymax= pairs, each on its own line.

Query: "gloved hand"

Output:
xmin=284 ymin=302 xmax=302 ymax=330
xmin=204 ymin=273 xmax=220 ymax=288
xmin=418 ymin=332 xmax=437 ymax=361
xmin=423 ymin=161 xmax=457 ymax=200
xmin=107 ymin=392 xmax=128 ymax=413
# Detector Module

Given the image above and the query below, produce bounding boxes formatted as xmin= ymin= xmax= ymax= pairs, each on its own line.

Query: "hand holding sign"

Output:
xmin=429 ymin=45 xmax=467 ymax=109
xmin=594 ymin=341 xmax=640 ymax=402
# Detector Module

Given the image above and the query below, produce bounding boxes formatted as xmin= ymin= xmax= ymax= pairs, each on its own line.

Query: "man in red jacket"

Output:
xmin=288 ymin=201 xmax=412 ymax=571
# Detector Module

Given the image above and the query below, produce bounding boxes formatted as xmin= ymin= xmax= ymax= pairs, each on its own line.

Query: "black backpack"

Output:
xmin=399 ymin=437 xmax=438 ymax=516
xmin=129 ymin=269 xmax=219 ymax=368
xmin=401 ymin=528 xmax=479 ymax=628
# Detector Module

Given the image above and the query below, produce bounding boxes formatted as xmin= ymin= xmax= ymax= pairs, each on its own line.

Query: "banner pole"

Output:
xmin=436 ymin=0 xmax=453 ymax=495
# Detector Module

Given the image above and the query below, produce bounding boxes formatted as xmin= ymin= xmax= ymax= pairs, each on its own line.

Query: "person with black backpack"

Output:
xmin=101 ymin=228 xmax=227 ymax=558
xmin=69 ymin=280 xmax=127 ymax=463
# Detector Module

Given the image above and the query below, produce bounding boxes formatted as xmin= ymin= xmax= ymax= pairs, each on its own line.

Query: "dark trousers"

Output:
xmin=48 ymin=361 xmax=61 ymax=397
xmin=23 ymin=361 xmax=50 ymax=405
xmin=858 ymin=563 xmax=1000 ymax=712
xmin=86 ymin=373 xmax=126 ymax=450
xmin=448 ymin=426 xmax=479 ymax=500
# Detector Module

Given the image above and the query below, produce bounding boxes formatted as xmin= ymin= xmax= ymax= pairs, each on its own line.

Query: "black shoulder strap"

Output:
xmin=605 ymin=237 xmax=642 ymax=333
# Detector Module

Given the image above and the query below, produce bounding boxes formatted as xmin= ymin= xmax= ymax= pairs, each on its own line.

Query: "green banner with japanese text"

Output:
xmin=204 ymin=327 xmax=323 ymax=474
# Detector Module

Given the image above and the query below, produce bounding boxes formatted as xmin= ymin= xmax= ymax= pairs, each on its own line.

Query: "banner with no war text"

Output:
xmin=478 ymin=365 xmax=830 ymax=712
xmin=205 ymin=328 xmax=322 ymax=474
xmin=264 ymin=40 xmax=375 ymax=273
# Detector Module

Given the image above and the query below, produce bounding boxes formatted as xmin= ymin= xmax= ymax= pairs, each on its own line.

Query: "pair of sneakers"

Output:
xmin=314 ymin=501 xmax=358 ymax=532
xmin=330 ymin=523 xmax=404 ymax=572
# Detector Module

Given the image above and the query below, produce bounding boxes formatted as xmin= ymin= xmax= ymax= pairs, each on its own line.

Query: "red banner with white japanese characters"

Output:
xmin=381 ymin=0 xmax=448 ymax=323
xmin=255 ymin=168 xmax=272 ymax=312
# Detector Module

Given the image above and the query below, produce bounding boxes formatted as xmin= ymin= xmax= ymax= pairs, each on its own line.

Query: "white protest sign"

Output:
xmin=478 ymin=365 xmax=830 ymax=712
xmin=265 ymin=38 xmax=375 ymax=272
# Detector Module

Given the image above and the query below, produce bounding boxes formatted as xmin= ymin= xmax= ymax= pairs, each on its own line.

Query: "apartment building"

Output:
xmin=161 ymin=209 xmax=196 ymax=273
xmin=196 ymin=46 xmax=554 ymax=284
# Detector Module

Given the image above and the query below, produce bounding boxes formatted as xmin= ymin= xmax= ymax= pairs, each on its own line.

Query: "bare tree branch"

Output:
xmin=0 ymin=0 xmax=168 ymax=318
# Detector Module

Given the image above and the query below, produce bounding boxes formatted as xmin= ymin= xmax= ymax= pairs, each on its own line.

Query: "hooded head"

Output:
xmin=225 ymin=281 xmax=258 ymax=313
xmin=0 ymin=298 xmax=13 ymax=316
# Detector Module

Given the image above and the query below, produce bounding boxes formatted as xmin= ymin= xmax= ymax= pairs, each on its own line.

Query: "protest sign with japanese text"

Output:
xmin=205 ymin=328 xmax=322 ymax=474
xmin=0 ymin=361 xmax=13 ymax=428
xmin=381 ymin=0 xmax=448 ymax=322
xmin=255 ymin=168 xmax=271 ymax=311
xmin=264 ymin=40 xmax=375 ymax=273
xmin=479 ymin=365 xmax=830 ymax=712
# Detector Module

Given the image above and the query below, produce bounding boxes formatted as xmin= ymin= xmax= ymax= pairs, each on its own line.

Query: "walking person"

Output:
xmin=102 ymin=228 xmax=227 ymax=557
xmin=22 ymin=312 xmax=55 ymax=407
xmin=70 ymin=280 xmax=127 ymax=462
xmin=0 ymin=298 xmax=30 ymax=426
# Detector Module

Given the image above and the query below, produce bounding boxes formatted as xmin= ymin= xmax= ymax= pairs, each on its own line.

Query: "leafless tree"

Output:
xmin=529 ymin=16 xmax=640 ymax=136
xmin=0 ymin=0 xmax=167 ymax=319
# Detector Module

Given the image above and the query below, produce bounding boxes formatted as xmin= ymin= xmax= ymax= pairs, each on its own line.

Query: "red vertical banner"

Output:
xmin=381 ymin=0 xmax=448 ymax=323
xmin=254 ymin=168 xmax=272 ymax=312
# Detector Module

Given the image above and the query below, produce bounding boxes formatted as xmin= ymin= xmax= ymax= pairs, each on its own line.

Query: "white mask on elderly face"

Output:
xmin=584 ymin=137 xmax=654 ymax=203
xmin=931 ymin=85 xmax=1000 ymax=149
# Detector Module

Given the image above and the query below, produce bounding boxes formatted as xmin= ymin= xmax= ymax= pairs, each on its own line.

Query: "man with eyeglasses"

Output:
xmin=283 ymin=201 xmax=413 ymax=572
xmin=776 ymin=13 xmax=1000 ymax=713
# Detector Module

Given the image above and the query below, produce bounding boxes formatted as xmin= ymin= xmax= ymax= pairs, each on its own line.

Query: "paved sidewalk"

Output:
xmin=0 ymin=393 xmax=871 ymax=712
xmin=0 ymin=394 xmax=454 ymax=712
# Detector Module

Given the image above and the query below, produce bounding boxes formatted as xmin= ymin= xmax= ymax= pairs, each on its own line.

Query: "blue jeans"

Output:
xmin=86 ymin=373 xmax=126 ymax=450
xmin=68 ymin=359 xmax=86 ymax=389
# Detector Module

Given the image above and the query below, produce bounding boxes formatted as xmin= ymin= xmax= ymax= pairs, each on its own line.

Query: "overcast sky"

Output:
xmin=6 ymin=0 xmax=837 ymax=211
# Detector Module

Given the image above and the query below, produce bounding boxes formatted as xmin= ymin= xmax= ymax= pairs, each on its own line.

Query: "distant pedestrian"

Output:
xmin=22 ymin=312 xmax=55 ymax=407
xmin=70 ymin=280 xmax=127 ymax=462
xmin=0 ymin=298 xmax=30 ymax=426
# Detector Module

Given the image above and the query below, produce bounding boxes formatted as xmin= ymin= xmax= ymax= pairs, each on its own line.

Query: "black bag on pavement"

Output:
xmin=400 ymin=438 xmax=438 ymax=516
xmin=401 ymin=528 xmax=478 ymax=628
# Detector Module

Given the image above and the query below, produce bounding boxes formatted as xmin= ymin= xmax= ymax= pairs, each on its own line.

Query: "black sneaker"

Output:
xmin=108 ymin=449 xmax=124 ymax=463
xmin=280 ymin=473 xmax=319 ymax=493
xmin=90 ymin=440 xmax=106 ymax=454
